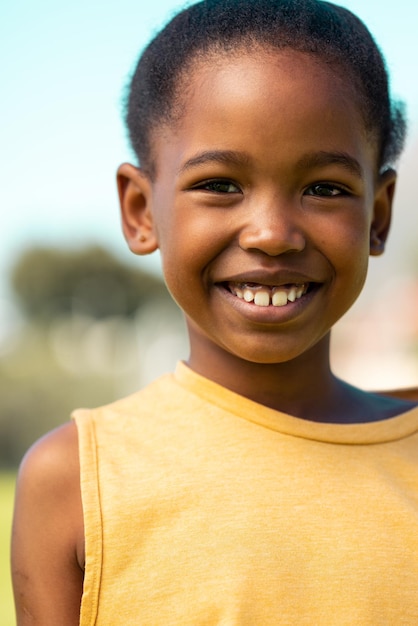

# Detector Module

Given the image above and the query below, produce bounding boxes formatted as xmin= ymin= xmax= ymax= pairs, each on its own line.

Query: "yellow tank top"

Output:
xmin=73 ymin=362 xmax=418 ymax=625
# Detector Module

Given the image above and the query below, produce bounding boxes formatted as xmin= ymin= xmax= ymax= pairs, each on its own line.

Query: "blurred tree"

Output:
xmin=11 ymin=245 xmax=169 ymax=319
xmin=0 ymin=244 xmax=187 ymax=468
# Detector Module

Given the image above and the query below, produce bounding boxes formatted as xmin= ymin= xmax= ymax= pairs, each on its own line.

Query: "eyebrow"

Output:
xmin=296 ymin=151 xmax=364 ymax=179
xmin=178 ymin=150 xmax=252 ymax=175
xmin=177 ymin=148 xmax=364 ymax=179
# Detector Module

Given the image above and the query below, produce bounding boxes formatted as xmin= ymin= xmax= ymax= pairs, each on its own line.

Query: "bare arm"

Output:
xmin=11 ymin=421 xmax=84 ymax=625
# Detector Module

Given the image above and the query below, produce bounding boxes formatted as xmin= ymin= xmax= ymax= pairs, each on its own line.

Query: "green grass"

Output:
xmin=0 ymin=472 xmax=16 ymax=626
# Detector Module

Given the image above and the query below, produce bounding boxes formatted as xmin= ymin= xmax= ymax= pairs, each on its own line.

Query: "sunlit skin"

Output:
xmin=10 ymin=47 xmax=417 ymax=626
xmin=118 ymin=48 xmax=409 ymax=423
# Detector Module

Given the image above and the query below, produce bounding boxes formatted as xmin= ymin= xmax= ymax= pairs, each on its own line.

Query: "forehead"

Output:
xmin=152 ymin=48 xmax=375 ymax=177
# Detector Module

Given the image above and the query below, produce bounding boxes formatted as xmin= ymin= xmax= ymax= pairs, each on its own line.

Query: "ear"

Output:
xmin=116 ymin=163 xmax=158 ymax=255
xmin=369 ymin=168 xmax=396 ymax=257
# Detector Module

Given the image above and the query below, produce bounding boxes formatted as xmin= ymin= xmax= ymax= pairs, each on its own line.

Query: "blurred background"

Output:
xmin=1 ymin=0 xmax=417 ymax=621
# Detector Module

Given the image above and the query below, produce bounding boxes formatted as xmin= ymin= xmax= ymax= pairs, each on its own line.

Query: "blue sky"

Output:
xmin=1 ymin=0 xmax=418 ymax=300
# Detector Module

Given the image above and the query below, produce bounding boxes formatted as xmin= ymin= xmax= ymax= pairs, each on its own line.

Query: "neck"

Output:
xmin=187 ymin=333 xmax=343 ymax=421
xmin=186 ymin=333 xmax=417 ymax=424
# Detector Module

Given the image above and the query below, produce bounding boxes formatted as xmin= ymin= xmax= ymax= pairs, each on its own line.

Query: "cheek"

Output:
xmin=321 ymin=203 xmax=371 ymax=251
xmin=319 ymin=213 xmax=371 ymax=283
xmin=159 ymin=204 xmax=231 ymax=267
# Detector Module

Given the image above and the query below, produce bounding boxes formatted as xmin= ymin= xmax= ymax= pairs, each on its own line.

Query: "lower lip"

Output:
xmin=216 ymin=284 xmax=318 ymax=324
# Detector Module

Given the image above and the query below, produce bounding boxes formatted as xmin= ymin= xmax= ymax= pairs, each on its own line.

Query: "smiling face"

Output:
xmin=119 ymin=48 xmax=394 ymax=381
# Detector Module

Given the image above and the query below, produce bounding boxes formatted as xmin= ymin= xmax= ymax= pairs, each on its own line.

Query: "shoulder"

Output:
xmin=12 ymin=422 xmax=84 ymax=624
xmin=17 ymin=421 xmax=81 ymax=520
xmin=13 ymin=421 xmax=84 ymax=566
xmin=20 ymin=419 xmax=79 ymax=470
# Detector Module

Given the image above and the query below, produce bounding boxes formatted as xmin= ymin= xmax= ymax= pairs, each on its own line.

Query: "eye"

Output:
xmin=305 ymin=183 xmax=348 ymax=197
xmin=191 ymin=179 xmax=241 ymax=194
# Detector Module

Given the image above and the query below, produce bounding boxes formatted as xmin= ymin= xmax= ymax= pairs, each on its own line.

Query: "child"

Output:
xmin=11 ymin=0 xmax=418 ymax=624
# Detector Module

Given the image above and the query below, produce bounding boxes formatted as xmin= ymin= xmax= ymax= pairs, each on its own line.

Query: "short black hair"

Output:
xmin=125 ymin=0 xmax=406 ymax=176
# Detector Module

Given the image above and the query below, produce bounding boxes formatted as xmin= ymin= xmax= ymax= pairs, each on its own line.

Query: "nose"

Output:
xmin=238 ymin=198 xmax=306 ymax=256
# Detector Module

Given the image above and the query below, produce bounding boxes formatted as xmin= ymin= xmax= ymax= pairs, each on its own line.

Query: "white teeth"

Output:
xmin=287 ymin=286 xmax=297 ymax=302
xmin=254 ymin=291 xmax=270 ymax=307
xmin=272 ymin=290 xmax=288 ymax=307
xmin=229 ymin=282 xmax=308 ymax=307
xmin=243 ymin=289 xmax=255 ymax=302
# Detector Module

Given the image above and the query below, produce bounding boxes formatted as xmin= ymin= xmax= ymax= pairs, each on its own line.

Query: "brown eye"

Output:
xmin=305 ymin=184 xmax=345 ymax=197
xmin=195 ymin=179 xmax=241 ymax=193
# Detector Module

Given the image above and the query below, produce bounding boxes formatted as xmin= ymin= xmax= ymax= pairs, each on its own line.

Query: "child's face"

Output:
xmin=121 ymin=48 xmax=394 ymax=369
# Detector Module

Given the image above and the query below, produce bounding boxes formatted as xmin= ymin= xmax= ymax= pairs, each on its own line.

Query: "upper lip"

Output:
xmin=216 ymin=268 xmax=323 ymax=287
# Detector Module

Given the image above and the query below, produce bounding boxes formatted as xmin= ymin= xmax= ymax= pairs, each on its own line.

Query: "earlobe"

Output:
xmin=116 ymin=163 xmax=158 ymax=255
xmin=369 ymin=168 xmax=396 ymax=257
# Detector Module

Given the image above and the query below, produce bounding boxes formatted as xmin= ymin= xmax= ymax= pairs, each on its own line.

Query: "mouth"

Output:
xmin=225 ymin=282 xmax=310 ymax=307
